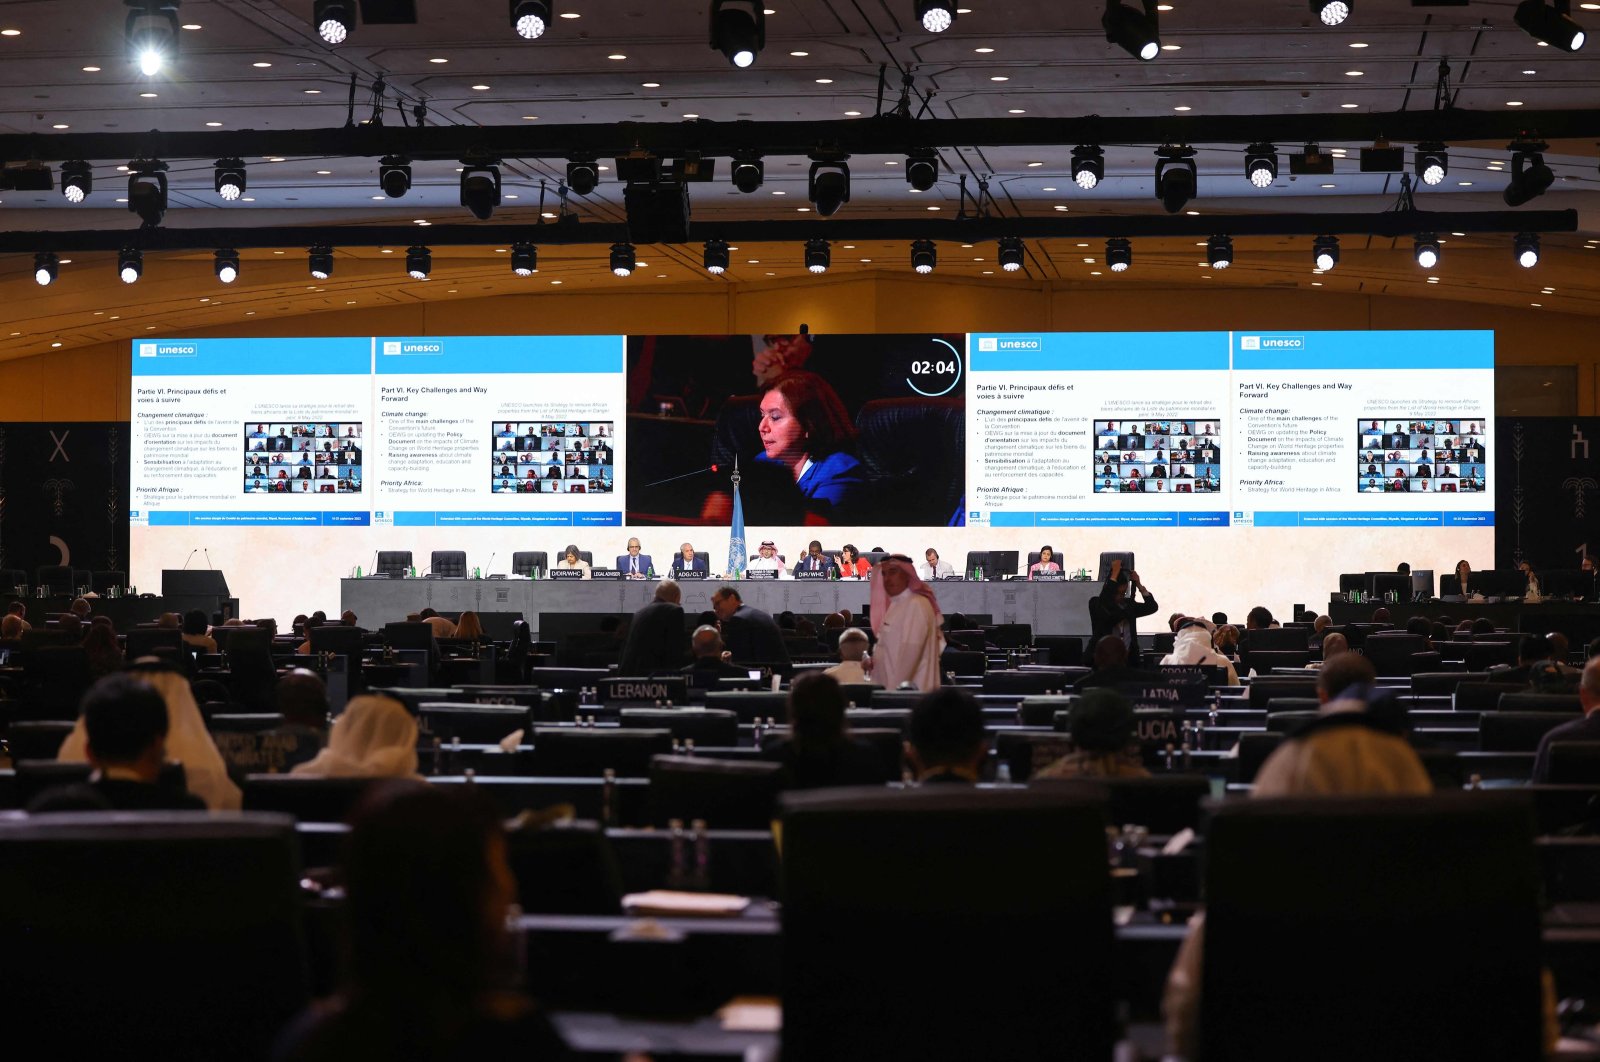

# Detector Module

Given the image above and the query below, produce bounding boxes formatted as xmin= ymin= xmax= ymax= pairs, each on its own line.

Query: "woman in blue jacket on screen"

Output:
xmin=754 ymin=370 xmax=866 ymax=516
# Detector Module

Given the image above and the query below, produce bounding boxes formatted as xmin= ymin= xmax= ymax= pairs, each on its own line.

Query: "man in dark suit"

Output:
xmin=712 ymin=586 xmax=790 ymax=666
xmin=616 ymin=537 xmax=654 ymax=578
xmin=617 ymin=582 xmax=690 ymax=676
xmin=1087 ymin=560 xmax=1159 ymax=668
xmin=795 ymin=540 xmax=837 ymax=576
xmin=268 ymin=430 xmax=293 ymax=452
xmin=35 ymin=673 xmax=205 ymax=811
xmin=1533 ymin=656 xmax=1600 ymax=782
xmin=681 ymin=625 xmax=754 ymax=686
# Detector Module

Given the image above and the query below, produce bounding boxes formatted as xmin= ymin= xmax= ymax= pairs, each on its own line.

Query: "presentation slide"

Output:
xmin=128 ymin=329 xmax=1495 ymax=627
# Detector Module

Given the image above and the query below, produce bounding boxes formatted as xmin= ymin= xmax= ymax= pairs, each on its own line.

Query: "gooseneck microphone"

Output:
xmin=203 ymin=548 xmax=214 ymax=570
xmin=642 ymin=464 xmax=720 ymax=489
xmin=181 ymin=548 xmax=198 ymax=570
xmin=485 ymin=552 xmax=496 ymax=576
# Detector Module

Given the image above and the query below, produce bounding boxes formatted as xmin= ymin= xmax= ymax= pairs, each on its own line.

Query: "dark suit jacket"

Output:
xmin=616 ymin=600 xmax=688 ymax=676
xmin=1533 ymin=710 xmax=1600 ymax=783
xmin=681 ymin=656 xmax=753 ymax=688
xmin=764 ymin=737 xmax=892 ymax=789
xmin=1074 ymin=665 xmax=1162 ymax=691
xmin=794 ymin=554 xmax=837 ymax=576
xmin=35 ymin=778 xmax=207 ymax=812
xmin=671 ymin=555 xmax=709 ymax=574
xmin=1087 ymin=581 xmax=1160 ymax=666
xmin=721 ymin=604 xmax=790 ymax=665
xmin=616 ymin=553 xmax=654 ymax=576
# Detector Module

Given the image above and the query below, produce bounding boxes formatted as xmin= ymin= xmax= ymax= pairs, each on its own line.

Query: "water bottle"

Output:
xmin=691 ymin=819 xmax=710 ymax=890
xmin=1164 ymin=742 xmax=1175 ymax=771
xmin=473 ymin=566 xmax=481 ymax=579
xmin=667 ymin=818 xmax=687 ymax=888
xmin=1180 ymin=722 xmax=1193 ymax=770
xmin=752 ymin=717 xmax=766 ymax=747
xmin=601 ymin=768 xmax=616 ymax=828
xmin=355 ymin=565 xmax=362 ymax=579
xmin=683 ymin=738 xmax=695 ymax=757
xmin=448 ymin=734 xmax=461 ymax=775
xmin=994 ymin=761 xmax=1013 ymax=785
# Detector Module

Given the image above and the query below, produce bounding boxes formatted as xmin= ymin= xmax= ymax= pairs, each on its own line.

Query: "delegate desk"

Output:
xmin=341 ymin=577 xmax=1099 ymax=638
xmin=18 ymin=595 xmax=239 ymax=630
xmin=1327 ymin=600 xmax=1600 ymax=644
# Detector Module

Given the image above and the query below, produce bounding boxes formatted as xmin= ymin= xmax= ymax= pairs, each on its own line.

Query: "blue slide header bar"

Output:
xmin=1252 ymin=511 xmax=1495 ymax=527
xmin=376 ymin=335 xmax=623 ymax=375
xmin=131 ymin=337 xmax=373 ymax=377
xmin=148 ymin=511 xmax=371 ymax=526
xmin=1231 ymin=330 xmax=1493 ymax=371
xmin=393 ymin=511 xmax=623 ymax=527
xmin=970 ymin=332 xmax=1231 ymax=372
xmin=992 ymin=511 xmax=1231 ymax=528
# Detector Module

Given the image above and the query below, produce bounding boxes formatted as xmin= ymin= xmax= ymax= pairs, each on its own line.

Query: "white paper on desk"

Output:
xmin=621 ymin=890 xmax=751 ymax=917
xmin=718 ymin=997 xmax=782 ymax=1032
xmin=1163 ymin=828 xmax=1196 ymax=856
xmin=498 ymin=729 xmax=525 ymax=752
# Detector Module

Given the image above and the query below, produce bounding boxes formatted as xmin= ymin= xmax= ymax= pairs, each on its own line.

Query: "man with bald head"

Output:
xmin=617 ymin=580 xmax=688 ymax=676
xmin=1533 ymin=657 xmax=1600 ymax=783
xmin=681 ymin=624 xmax=751 ymax=686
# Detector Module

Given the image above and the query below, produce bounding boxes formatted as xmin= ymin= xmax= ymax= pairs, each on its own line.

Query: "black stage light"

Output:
xmin=911 ymin=239 xmax=937 ymax=274
xmin=1207 ymin=235 xmax=1233 ymax=270
xmin=731 ymin=155 xmax=764 ymax=193
xmin=1154 ymin=146 xmax=1196 ymax=213
xmin=1313 ymin=235 xmax=1340 ymax=271
xmin=906 ymin=150 xmax=939 ymax=192
xmin=460 ymin=161 xmax=502 ymax=220
xmin=127 ymin=160 xmax=168 ymax=226
xmin=214 ymin=248 xmax=240 ymax=284
xmin=1515 ymin=232 xmax=1541 ymax=268
xmin=1072 ymin=145 xmax=1104 ymax=190
xmin=1514 ymin=0 xmax=1585 ymax=51
xmin=808 ymin=158 xmax=851 ymax=216
xmin=1102 ymin=0 xmax=1160 ymax=61
xmin=308 ymin=245 xmax=334 ymax=280
xmin=1415 ymin=142 xmax=1448 ymax=187
xmin=1106 ymin=237 xmax=1132 ymax=272
xmin=1245 ymin=143 xmax=1277 ymax=189
xmin=566 ymin=158 xmax=600 ymax=196
xmin=511 ymin=243 xmax=538 ymax=276
xmin=118 ymin=246 xmax=143 ymax=284
xmin=610 ymin=242 xmax=636 ymax=277
xmin=1311 ymin=0 xmax=1350 ymax=27
xmin=1503 ymin=142 xmax=1555 ymax=206
xmin=998 ymin=236 xmax=1025 ymax=272
xmin=61 ymin=161 xmax=92 ymax=203
xmin=406 ymin=245 xmax=431 ymax=280
xmin=33 ymin=251 xmax=58 ymax=286
xmin=710 ymin=0 xmax=763 ymax=67
xmin=805 ymin=238 xmax=831 ymax=274
xmin=379 ymin=155 xmax=412 ymax=198
xmin=511 ymin=0 xmax=552 ymax=39
xmin=126 ymin=1 xmax=179 ymax=77
xmin=1414 ymin=234 xmax=1440 ymax=269
xmin=314 ymin=0 xmax=353 ymax=43
xmin=214 ymin=157 xmax=246 ymax=201
xmin=704 ymin=239 xmax=730 ymax=274
xmin=916 ymin=0 xmax=956 ymax=33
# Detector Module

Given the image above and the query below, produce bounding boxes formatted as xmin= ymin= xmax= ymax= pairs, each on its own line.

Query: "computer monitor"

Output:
xmin=1409 ymin=569 xmax=1434 ymax=600
xmin=986 ymin=551 xmax=1019 ymax=579
xmin=1368 ymin=573 xmax=1411 ymax=600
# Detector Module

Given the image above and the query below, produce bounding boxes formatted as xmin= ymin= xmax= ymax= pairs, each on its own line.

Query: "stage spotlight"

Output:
xmin=1414 ymin=234 xmax=1440 ymax=269
xmin=1415 ymin=143 xmax=1448 ymax=186
xmin=610 ymin=242 xmax=636 ymax=277
xmin=1106 ymin=237 xmax=1132 ymax=272
xmin=33 ymin=252 xmax=57 ymax=286
xmin=460 ymin=161 xmax=502 ymax=220
xmin=511 ymin=243 xmax=538 ymax=276
xmin=566 ymin=158 xmax=600 ymax=196
xmin=379 ymin=156 xmax=412 ymax=199
xmin=511 ymin=0 xmax=552 ymax=39
xmin=808 ymin=158 xmax=851 ymax=217
xmin=60 ymin=161 xmax=92 ymax=203
xmin=406 ymin=245 xmax=431 ymax=280
xmin=1245 ymin=143 xmax=1278 ymax=188
xmin=126 ymin=160 xmax=168 ymax=226
xmin=1207 ymin=235 xmax=1234 ymax=269
xmin=214 ymin=158 xmax=246 ymax=201
xmin=1313 ymin=235 xmax=1340 ymax=271
xmin=998 ymin=236 xmax=1025 ymax=272
xmin=910 ymin=239 xmax=937 ymax=274
xmin=1072 ymin=145 xmax=1105 ymax=190
xmin=916 ymin=0 xmax=956 ymax=32
xmin=1311 ymin=0 xmax=1350 ymax=26
xmin=308 ymin=245 xmax=334 ymax=280
xmin=1515 ymin=232 xmax=1541 ymax=268
xmin=805 ymin=238 xmax=831 ymax=274
xmin=1102 ymin=0 xmax=1160 ymax=61
xmin=1155 ymin=145 xmax=1196 ymax=213
xmin=1514 ymin=0 xmax=1585 ymax=50
xmin=118 ymin=246 xmax=143 ymax=284
xmin=1503 ymin=142 xmax=1555 ymax=206
xmin=126 ymin=2 xmax=179 ymax=77
xmin=313 ymin=0 xmax=352 ymax=44
xmin=704 ymin=239 xmax=730 ymax=274
xmin=710 ymin=0 xmax=763 ymax=67
xmin=906 ymin=150 xmax=939 ymax=192
xmin=731 ymin=155 xmax=764 ymax=193
xmin=214 ymin=248 xmax=239 ymax=284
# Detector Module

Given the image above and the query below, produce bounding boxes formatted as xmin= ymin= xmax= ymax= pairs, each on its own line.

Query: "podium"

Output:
xmin=159 ymin=570 xmax=239 ymax=622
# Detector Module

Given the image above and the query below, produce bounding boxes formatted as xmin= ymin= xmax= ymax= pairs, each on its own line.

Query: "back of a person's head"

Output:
xmin=182 ymin=609 xmax=208 ymax=636
xmin=1 ymin=613 xmax=22 ymax=639
xmin=1320 ymin=632 xmax=1349 ymax=660
xmin=1549 ymin=632 xmax=1571 ymax=661
xmin=1317 ymin=652 xmax=1377 ymax=702
xmin=343 ymin=781 xmax=507 ymax=999
xmin=788 ymin=672 xmax=847 ymax=750
xmin=909 ymin=687 xmax=985 ymax=768
xmin=1245 ymin=606 xmax=1273 ymax=630
xmin=1211 ymin=611 xmax=1228 ymax=626
xmin=837 ymin=627 xmax=869 ymax=661
xmin=81 ymin=673 xmax=168 ymax=764
xmin=1313 ymin=615 xmax=1331 ymax=633
xmin=778 ymin=611 xmax=796 ymax=631
xmin=1068 ymin=688 xmax=1135 ymax=754
xmin=1404 ymin=616 xmax=1431 ymax=638
xmin=691 ymin=624 xmax=722 ymax=659
xmin=1517 ymin=633 xmax=1551 ymax=664
xmin=276 ymin=668 xmax=331 ymax=728
xmin=156 ymin=612 xmax=180 ymax=630
xmin=653 ymin=581 xmax=682 ymax=604
xmin=1471 ymin=616 xmax=1496 ymax=635
xmin=1092 ymin=634 xmax=1128 ymax=670
xmin=1370 ymin=606 xmax=1391 ymax=624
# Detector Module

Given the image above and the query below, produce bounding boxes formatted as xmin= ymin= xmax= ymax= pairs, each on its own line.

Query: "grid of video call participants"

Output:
xmin=1358 ymin=419 xmax=1486 ymax=493
xmin=1094 ymin=419 xmax=1222 ymax=494
xmin=492 ymin=421 xmax=615 ymax=495
xmin=244 ymin=423 xmax=362 ymax=495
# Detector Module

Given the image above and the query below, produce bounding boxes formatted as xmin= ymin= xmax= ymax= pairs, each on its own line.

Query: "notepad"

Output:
xmin=621 ymin=890 xmax=751 ymax=918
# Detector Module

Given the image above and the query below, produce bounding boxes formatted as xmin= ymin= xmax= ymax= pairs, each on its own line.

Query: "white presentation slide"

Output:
xmin=128 ymin=329 xmax=1495 ymax=625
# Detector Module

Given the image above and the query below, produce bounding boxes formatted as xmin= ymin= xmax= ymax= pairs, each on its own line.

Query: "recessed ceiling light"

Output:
xmin=82 ymin=65 xmax=101 ymax=72
xmin=381 ymin=248 xmax=393 ymax=253
xmin=304 ymin=89 xmax=321 ymax=94
xmin=1161 ymin=43 xmax=1181 ymax=50
xmin=371 ymin=194 xmax=385 ymax=200
xmin=0 ymin=29 xmax=21 ymax=37
xmin=1312 ymin=281 xmax=1323 ymax=286
xmin=1458 ymin=180 xmax=1473 ymax=186
xmin=772 ymin=189 xmax=786 ymax=195
xmin=52 ymin=123 xmax=67 ymax=129
xmin=844 ymin=109 xmax=861 ymax=115
xmin=551 ymin=279 xmax=563 ymax=285
xmin=1506 ymin=100 xmax=1524 ymax=106
xmin=1008 ymin=108 xmax=1025 ymax=114
xmin=1026 ymin=161 xmax=1043 ymax=167
xmin=1451 ymin=232 xmax=1466 ymax=236
xmin=1054 ymin=205 xmax=1069 ymax=211
xmin=797 ymin=206 xmax=810 ymax=211
xmin=1042 ymin=186 xmax=1057 ymax=191
xmin=642 ymin=81 xmax=661 ymax=87
xmin=541 ymin=211 xmax=557 ymax=218
xmin=1340 ymin=102 xmax=1359 ymax=108
xmin=505 ymin=194 xmax=518 ymax=199
xmin=1349 ymin=41 xmax=1368 ymax=48
xmin=1321 ymin=183 xmax=1336 ymax=188
xmin=990 ymin=75 xmax=1009 ymax=82
xmin=182 ymin=23 xmax=201 ymax=30
xmin=206 ymin=121 xmax=222 ymax=127
xmin=885 ymin=160 xmax=899 ymax=165
xmin=316 ymin=169 xmax=332 ymax=175
xmin=1090 ymin=271 xmax=1102 ymax=276
xmin=472 ymin=83 xmax=490 ymax=90
xmin=522 ymin=115 xmax=539 ymax=120
xmin=1523 ymin=69 xmax=1538 ymax=74
xmin=790 ymin=50 xmax=808 ymax=56
xmin=139 ymin=92 xmax=157 ymax=98
xmin=1173 ymin=104 xmax=1191 ymax=111
xmin=241 ymin=197 xmax=255 ymax=202
xmin=927 ymin=205 xmax=940 ymax=210
xmin=267 ymin=156 xmax=285 ymax=162
xmin=608 ymin=53 xmax=626 ymax=59
xmin=683 ymin=112 xmax=699 ymax=118
xmin=860 ymin=258 xmax=872 ymax=263
xmin=1345 ymin=70 xmax=1363 ymax=76
xmin=253 ymin=61 xmax=272 ymax=68
xmin=764 ymin=7 xmax=776 ymax=12
xmin=815 ymin=77 xmax=832 ymax=84
xmin=429 ymin=57 xmax=449 ymax=63
xmin=1186 ymin=210 xmax=1199 ymax=216
xmin=974 ymin=46 xmax=994 ymax=53
xmin=1156 ymin=2 xmax=1172 ymax=8
xmin=1583 ymin=2 xmax=1599 ymax=8
xmin=559 ymin=11 xmax=580 ymax=16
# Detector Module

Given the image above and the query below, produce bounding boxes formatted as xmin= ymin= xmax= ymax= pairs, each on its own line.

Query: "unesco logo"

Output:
xmin=382 ymin=341 xmax=402 ymax=356
xmin=138 ymin=343 xmax=157 ymax=357
xmin=1241 ymin=335 xmax=1305 ymax=350
xmin=977 ymin=337 xmax=998 ymax=352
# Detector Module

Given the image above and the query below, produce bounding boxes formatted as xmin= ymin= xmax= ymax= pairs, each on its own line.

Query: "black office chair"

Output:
xmin=780 ymin=787 xmax=1116 ymax=1062
xmin=126 ymin=628 xmax=184 ymax=659
xmin=1246 ymin=677 xmax=1318 ymax=709
xmin=416 ymin=703 xmax=532 ymax=745
xmin=1097 ymin=551 xmax=1134 ymax=581
xmin=511 ymin=551 xmax=550 ymax=577
xmin=1453 ymin=681 xmax=1531 ymax=713
xmin=620 ymin=708 xmax=739 ymax=747
xmin=705 ymin=690 xmax=790 ymax=723
xmin=647 ymin=754 xmax=784 ymax=828
xmin=0 ymin=567 xmax=26 ymax=594
xmin=1499 ymin=692 xmax=1583 ymax=714
xmin=91 ymin=570 xmax=126 ymax=594
xmin=241 ymin=775 xmax=381 ymax=822
xmin=527 ymin=727 xmax=674 ymax=777
xmin=0 ymin=813 xmax=309 ymax=1062
xmin=1362 ymin=632 xmax=1427 ymax=676
xmin=430 ymin=550 xmax=468 ymax=578
xmin=34 ymin=565 xmax=72 ymax=595
xmin=374 ymin=550 xmax=412 ymax=577
xmin=5 ymin=720 xmax=75 ymax=760
xmin=1544 ymin=741 xmax=1600 ymax=784
xmin=963 ymin=551 xmax=992 ymax=580
xmin=1200 ymin=793 xmax=1542 ymax=1062
xmin=71 ymin=568 xmax=93 ymax=593
xmin=1479 ymin=711 xmax=1580 ymax=752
